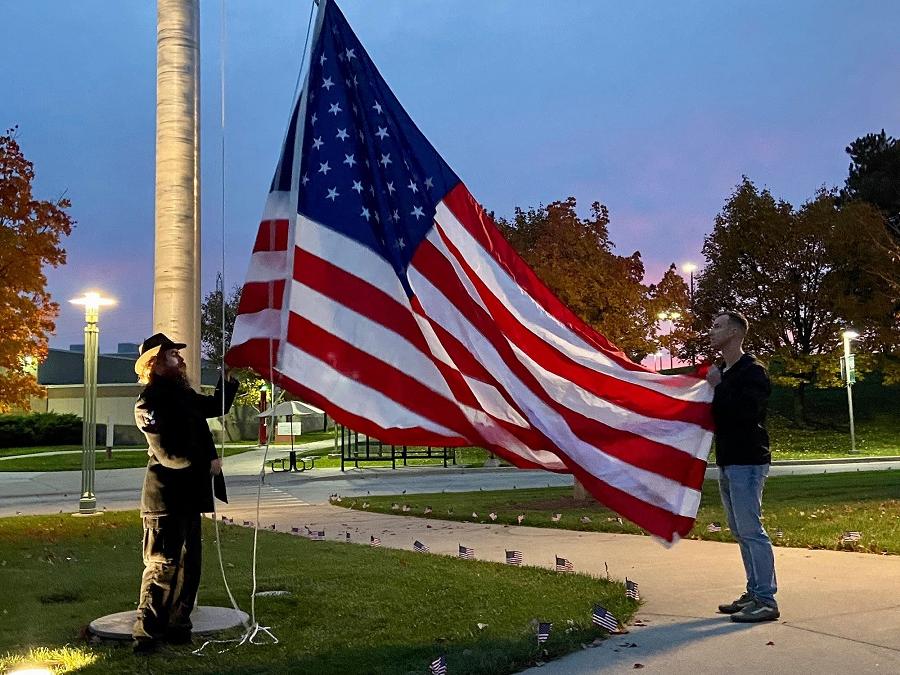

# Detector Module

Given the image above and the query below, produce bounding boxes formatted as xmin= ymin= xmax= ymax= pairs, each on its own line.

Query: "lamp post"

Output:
xmin=841 ymin=329 xmax=859 ymax=454
xmin=70 ymin=292 xmax=115 ymax=514
xmin=657 ymin=310 xmax=682 ymax=370
xmin=258 ymin=383 xmax=268 ymax=446
xmin=681 ymin=262 xmax=698 ymax=366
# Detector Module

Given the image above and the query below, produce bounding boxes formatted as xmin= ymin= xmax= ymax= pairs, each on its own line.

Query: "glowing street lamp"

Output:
xmin=70 ymin=292 xmax=115 ymax=514
xmin=841 ymin=329 xmax=859 ymax=454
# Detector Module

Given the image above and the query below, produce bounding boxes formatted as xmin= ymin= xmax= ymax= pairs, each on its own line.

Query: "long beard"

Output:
xmin=155 ymin=364 xmax=191 ymax=389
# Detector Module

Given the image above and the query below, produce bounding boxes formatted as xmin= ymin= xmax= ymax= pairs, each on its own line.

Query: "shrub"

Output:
xmin=0 ymin=412 xmax=82 ymax=448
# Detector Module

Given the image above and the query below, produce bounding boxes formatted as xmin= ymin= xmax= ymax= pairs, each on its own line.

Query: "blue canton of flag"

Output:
xmin=592 ymin=605 xmax=619 ymax=632
xmin=537 ymin=622 xmax=552 ymax=644
xmin=295 ymin=2 xmax=460 ymax=294
xmin=429 ymin=655 xmax=447 ymax=675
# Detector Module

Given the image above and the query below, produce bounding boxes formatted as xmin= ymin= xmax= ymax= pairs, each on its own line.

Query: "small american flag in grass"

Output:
xmin=707 ymin=522 xmax=722 ymax=533
xmin=370 ymin=535 xmax=381 ymax=547
xmin=402 ymin=504 xmax=411 ymax=512
xmin=345 ymin=531 xmax=351 ymax=542
xmin=517 ymin=514 xmax=525 ymax=524
xmin=268 ymin=523 xmax=276 ymax=531
xmin=840 ymin=531 xmax=862 ymax=543
xmin=429 ymin=655 xmax=447 ymax=675
xmin=625 ymin=578 xmax=640 ymax=601
xmin=243 ymin=520 xmax=253 ymax=527
xmin=505 ymin=550 xmax=523 ymax=566
xmin=555 ymin=555 xmax=574 ymax=573
xmin=458 ymin=544 xmax=474 ymax=560
xmin=537 ymin=622 xmax=552 ymax=643
xmin=424 ymin=506 xmax=433 ymax=514
xmin=309 ymin=530 xmax=326 ymax=541
xmin=489 ymin=512 xmax=497 ymax=521
xmin=290 ymin=527 xmax=302 ymax=535
xmin=551 ymin=513 xmax=562 ymax=522
xmin=414 ymin=540 xmax=430 ymax=553
xmin=774 ymin=527 xmax=784 ymax=539
xmin=592 ymin=604 xmax=619 ymax=632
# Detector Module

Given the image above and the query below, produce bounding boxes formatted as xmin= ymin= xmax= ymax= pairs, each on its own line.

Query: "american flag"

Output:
xmin=506 ymin=550 xmax=523 ymax=566
xmin=551 ymin=513 xmax=562 ymax=522
xmin=309 ymin=530 xmax=326 ymax=541
xmin=706 ymin=522 xmax=722 ymax=533
xmin=625 ymin=578 xmax=640 ymax=601
xmin=243 ymin=520 xmax=253 ymax=528
xmin=537 ymin=622 xmax=552 ymax=644
xmin=458 ymin=544 xmax=475 ymax=560
xmin=424 ymin=506 xmax=433 ymax=515
xmin=345 ymin=531 xmax=351 ymax=542
xmin=224 ymin=0 xmax=714 ymax=543
xmin=774 ymin=527 xmax=784 ymax=539
xmin=555 ymin=555 xmax=574 ymax=573
xmin=429 ymin=655 xmax=447 ymax=675
xmin=841 ymin=531 xmax=862 ymax=543
xmin=489 ymin=512 xmax=497 ymax=521
xmin=413 ymin=540 xmax=429 ymax=553
xmin=290 ymin=526 xmax=303 ymax=535
xmin=370 ymin=535 xmax=381 ymax=547
xmin=592 ymin=604 xmax=619 ymax=632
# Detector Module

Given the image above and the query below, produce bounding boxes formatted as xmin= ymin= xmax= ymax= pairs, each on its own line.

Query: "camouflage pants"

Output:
xmin=132 ymin=512 xmax=202 ymax=640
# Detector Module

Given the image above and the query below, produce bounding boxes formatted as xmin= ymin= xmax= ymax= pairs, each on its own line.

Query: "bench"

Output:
xmin=338 ymin=427 xmax=456 ymax=471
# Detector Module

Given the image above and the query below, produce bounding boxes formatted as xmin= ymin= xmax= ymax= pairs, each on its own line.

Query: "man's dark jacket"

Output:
xmin=134 ymin=375 xmax=239 ymax=515
xmin=712 ymin=353 xmax=772 ymax=466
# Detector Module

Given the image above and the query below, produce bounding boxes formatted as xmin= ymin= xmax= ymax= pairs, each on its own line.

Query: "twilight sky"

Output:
xmin=3 ymin=0 xmax=898 ymax=353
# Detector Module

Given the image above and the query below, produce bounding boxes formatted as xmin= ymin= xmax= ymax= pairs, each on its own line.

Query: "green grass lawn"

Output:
xmin=339 ymin=470 xmax=900 ymax=554
xmin=765 ymin=413 xmax=899 ymax=459
xmin=0 ymin=512 xmax=636 ymax=674
xmin=0 ymin=445 xmax=259 ymax=472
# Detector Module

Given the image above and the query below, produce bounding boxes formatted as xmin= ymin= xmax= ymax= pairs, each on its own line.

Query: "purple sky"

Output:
xmin=3 ymin=1 xmax=898 ymax=353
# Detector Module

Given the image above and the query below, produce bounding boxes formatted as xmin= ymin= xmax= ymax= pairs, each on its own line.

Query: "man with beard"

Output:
xmin=131 ymin=333 xmax=239 ymax=653
xmin=706 ymin=311 xmax=778 ymax=622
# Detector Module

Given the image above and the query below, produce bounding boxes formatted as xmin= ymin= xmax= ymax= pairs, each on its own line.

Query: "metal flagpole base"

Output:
xmin=89 ymin=606 xmax=249 ymax=640
xmin=78 ymin=496 xmax=97 ymax=514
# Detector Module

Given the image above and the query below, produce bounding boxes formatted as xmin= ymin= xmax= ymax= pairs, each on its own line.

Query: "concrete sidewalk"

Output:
xmin=212 ymin=501 xmax=900 ymax=674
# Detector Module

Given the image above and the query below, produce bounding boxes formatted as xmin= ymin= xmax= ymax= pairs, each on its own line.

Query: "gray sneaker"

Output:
xmin=730 ymin=599 xmax=780 ymax=623
xmin=717 ymin=592 xmax=755 ymax=614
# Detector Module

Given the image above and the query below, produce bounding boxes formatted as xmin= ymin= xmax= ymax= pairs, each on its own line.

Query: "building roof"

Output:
xmin=38 ymin=348 xmax=220 ymax=386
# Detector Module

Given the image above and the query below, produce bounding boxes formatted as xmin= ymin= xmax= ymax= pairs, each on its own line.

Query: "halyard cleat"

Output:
xmin=730 ymin=599 xmax=780 ymax=623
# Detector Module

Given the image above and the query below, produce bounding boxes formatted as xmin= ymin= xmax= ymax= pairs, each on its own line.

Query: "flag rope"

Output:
xmin=194 ymin=0 xmax=319 ymax=656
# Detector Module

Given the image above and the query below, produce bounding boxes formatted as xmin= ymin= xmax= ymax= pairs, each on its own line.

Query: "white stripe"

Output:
xmin=244 ymin=251 xmax=289 ymax=283
xmin=231 ymin=308 xmax=281 ymax=347
xmin=295 ymin=214 xmax=411 ymax=306
xmin=260 ymin=190 xmax=295 ymax=223
xmin=458 ymin=403 xmax=565 ymax=469
xmin=408 ymin=266 xmax=702 ymax=518
xmin=277 ymin=341 xmax=460 ymax=439
xmin=289 ymin=281 xmax=456 ymax=403
xmin=434 ymin=201 xmax=712 ymax=404
xmin=509 ymin=343 xmax=712 ymax=458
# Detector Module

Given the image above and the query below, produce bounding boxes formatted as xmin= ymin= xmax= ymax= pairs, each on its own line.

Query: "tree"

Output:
xmin=841 ymin=129 xmax=900 ymax=240
xmin=695 ymin=178 xmax=898 ymax=424
xmin=497 ymin=197 xmax=657 ymax=361
xmin=648 ymin=264 xmax=693 ymax=367
xmin=0 ymin=128 xmax=74 ymax=412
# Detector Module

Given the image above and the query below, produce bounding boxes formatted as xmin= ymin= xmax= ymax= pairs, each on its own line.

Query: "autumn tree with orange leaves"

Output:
xmin=0 ymin=128 xmax=74 ymax=412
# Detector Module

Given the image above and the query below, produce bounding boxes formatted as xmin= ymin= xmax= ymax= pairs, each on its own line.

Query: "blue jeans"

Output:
xmin=718 ymin=464 xmax=777 ymax=607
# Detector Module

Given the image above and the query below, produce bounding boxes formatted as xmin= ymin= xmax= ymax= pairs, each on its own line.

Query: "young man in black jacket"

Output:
xmin=130 ymin=333 xmax=239 ymax=653
xmin=706 ymin=311 xmax=779 ymax=622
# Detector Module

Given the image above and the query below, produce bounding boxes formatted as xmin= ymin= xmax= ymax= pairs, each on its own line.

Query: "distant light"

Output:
xmin=9 ymin=667 xmax=54 ymax=675
xmin=842 ymin=329 xmax=859 ymax=340
xmin=681 ymin=262 xmax=698 ymax=274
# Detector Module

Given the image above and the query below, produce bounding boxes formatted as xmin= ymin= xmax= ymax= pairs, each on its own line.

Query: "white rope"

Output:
xmin=194 ymin=0 xmax=317 ymax=656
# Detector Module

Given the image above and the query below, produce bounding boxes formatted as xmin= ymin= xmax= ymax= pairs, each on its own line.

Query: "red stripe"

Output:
xmin=224 ymin=337 xmax=280 ymax=373
xmin=441 ymin=184 xmax=704 ymax=384
xmin=253 ymin=219 xmax=289 ymax=252
xmin=237 ymin=280 xmax=286 ymax=314
xmin=411 ymin=238 xmax=707 ymax=489
xmin=433 ymin=223 xmax=713 ymax=431
xmin=286 ymin=313 xmax=477 ymax=441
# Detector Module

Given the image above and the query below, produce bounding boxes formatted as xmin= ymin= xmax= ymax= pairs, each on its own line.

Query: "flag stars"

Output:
xmin=336 ymin=128 xmax=349 ymax=141
xmin=396 ymin=237 xmax=406 ymax=249
xmin=326 ymin=187 xmax=339 ymax=202
xmin=301 ymin=173 xmax=309 ymax=186
xmin=328 ymin=102 xmax=342 ymax=116
xmin=407 ymin=180 xmax=419 ymax=194
xmin=391 ymin=209 xmax=400 ymax=222
xmin=379 ymin=153 xmax=392 ymax=167
xmin=411 ymin=206 xmax=425 ymax=220
xmin=311 ymin=113 xmax=318 ymax=126
xmin=322 ymin=76 xmax=334 ymax=91
xmin=386 ymin=181 xmax=395 ymax=195
xmin=352 ymin=180 xmax=363 ymax=194
xmin=318 ymin=161 xmax=331 ymax=175
xmin=372 ymin=101 xmax=383 ymax=114
xmin=345 ymin=48 xmax=356 ymax=60
xmin=360 ymin=207 xmax=371 ymax=221
xmin=375 ymin=126 xmax=389 ymax=140
xmin=358 ymin=129 xmax=366 ymax=143
xmin=312 ymin=136 xmax=324 ymax=150
xmin=424 ymin=177 xmax=434 ymax=189
xmin=343 ymin=154 xmax=357 ymax=167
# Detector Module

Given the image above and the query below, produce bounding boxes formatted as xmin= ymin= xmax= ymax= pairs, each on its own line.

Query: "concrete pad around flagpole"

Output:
xmin=89 ymin=606 xmax=248 ymax=640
